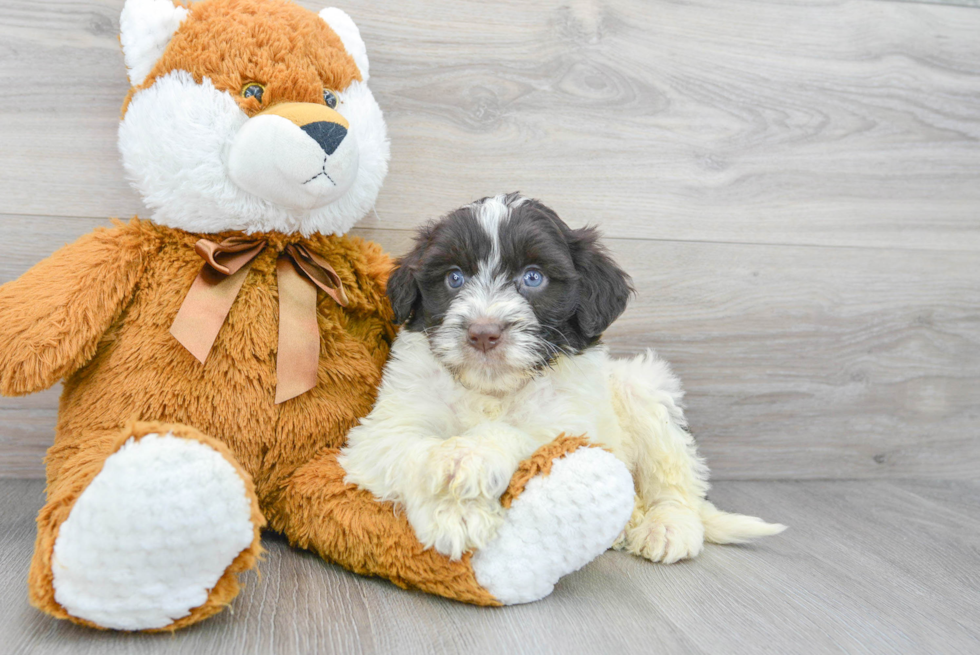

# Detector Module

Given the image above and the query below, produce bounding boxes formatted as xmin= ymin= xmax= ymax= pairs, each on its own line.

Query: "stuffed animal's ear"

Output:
xmin=120 ymin=0 xmax=189 ymax=87
xmin=319 ymin=8 xmax=370 ymax=82
xmin=568 ymin=226 xmax=633 ymax=340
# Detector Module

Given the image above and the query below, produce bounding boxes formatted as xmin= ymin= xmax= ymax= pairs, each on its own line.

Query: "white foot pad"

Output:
xmin=52 ymin=434 xmax=255 ymax=630
xmin=471 ymin=447 xmax=634 ymax=605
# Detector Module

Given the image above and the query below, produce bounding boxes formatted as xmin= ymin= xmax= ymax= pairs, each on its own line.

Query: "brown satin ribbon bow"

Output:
xmin=170 ymin=237 xmax=348 ymax=404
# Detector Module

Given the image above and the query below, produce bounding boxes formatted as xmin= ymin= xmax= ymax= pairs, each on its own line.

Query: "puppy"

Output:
xmin=340 ymin=193 xmax=785 ymax=561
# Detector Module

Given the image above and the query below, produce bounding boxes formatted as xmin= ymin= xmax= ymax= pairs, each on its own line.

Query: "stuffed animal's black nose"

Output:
xmin=467 ymin=322 xmax=503 ymax=353
xmin=301 ymin=121 xmax=347 ymax=155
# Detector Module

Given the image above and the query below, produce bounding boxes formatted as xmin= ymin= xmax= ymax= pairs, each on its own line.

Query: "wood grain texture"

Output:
xmin=1 ymin=1 xmax=978 ymax=652
xmin=603 ymin=237 xmax=980 ymax=480
xmin=1 ymin=0 xmax=979 ymax=480
xmin=2 ymin=221 xmax=977 ymax=480
xmin=1 ymin=478 xmax=978 ymax=654
xmin=0 ymin=0 xmax=979 ymax=250
xmin=893 ymin=0 xmax=980 ymax=7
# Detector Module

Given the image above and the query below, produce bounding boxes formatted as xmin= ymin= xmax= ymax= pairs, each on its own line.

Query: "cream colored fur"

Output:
xmin=341 ymin=333 xmax=786 ymax=562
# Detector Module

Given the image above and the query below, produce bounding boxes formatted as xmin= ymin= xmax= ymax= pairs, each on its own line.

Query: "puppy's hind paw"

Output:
xmin=621 ymin=502 xmax=705 ymax=564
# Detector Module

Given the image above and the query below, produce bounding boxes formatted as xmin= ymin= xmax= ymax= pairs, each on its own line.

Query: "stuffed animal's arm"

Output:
xmin=0 ymin=223 xmax=150 ymax=396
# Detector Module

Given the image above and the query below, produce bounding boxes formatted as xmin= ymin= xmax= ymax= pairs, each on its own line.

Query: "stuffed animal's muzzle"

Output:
xmin=227 ymin=102 xmax=359 ymax=211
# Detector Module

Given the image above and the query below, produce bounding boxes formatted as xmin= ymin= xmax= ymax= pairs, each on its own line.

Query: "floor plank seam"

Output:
xmin=3 ymin=211 xmax=978 ymax=256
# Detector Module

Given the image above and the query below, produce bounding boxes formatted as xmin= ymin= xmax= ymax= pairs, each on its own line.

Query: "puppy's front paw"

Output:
xmin=620 ymin=502 xmax=705 ymax=564
xmin=425 ymin=499 xmax=505 ymax=560
xmin=406 ymin=493 xmax=504 ymax=560
xmin=426 ymin=437 xmax=512 ymax=501
xmin=405 ymin=437 xmax=516 ymax=560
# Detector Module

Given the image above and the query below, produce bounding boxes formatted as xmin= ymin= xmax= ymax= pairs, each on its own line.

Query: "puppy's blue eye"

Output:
xmin=323 ymin=89 xmax=338 ymax=109
xmin=522 ymin=268 xmax=545 ymax=288
xmin=446 ymin=270 xmax=466 ymax=289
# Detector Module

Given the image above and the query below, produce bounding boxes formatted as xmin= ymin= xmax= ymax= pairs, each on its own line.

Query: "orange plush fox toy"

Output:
xmin=0 ymin=0 xmax=636 ymax=632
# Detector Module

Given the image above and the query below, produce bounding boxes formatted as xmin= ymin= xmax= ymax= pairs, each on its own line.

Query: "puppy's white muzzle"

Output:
xmin=227 ymin=102 xmax=359 ymax=211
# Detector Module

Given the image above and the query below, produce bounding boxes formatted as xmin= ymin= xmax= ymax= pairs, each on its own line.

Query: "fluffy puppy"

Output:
xmin=340 ymin=194 xmax=785 ymax=561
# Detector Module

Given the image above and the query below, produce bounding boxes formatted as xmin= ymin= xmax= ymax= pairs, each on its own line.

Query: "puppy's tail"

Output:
xmin=700 ymin=500 xmax=787 ymax=544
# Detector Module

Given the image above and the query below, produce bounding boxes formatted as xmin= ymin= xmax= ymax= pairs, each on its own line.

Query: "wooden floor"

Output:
xmin=1 ymin=478 xmax=978 ymax=654
xmin=1 ymin=0 xmax=979 ymax=653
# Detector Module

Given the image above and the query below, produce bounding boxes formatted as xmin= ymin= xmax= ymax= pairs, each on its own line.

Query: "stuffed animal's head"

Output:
xmin=118 ymin=0 xmax=389 ymax=236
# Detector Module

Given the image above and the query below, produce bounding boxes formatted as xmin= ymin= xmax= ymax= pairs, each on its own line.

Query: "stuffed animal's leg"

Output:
xmin=609 ymin=352 xmax=785 ymax=563
xmin=470 ymin=436 xmax=634 ymax=604
xmin=29 ymin=421 xmax=264 ymax=631
xmin=268 ymin=436 xmax=633 ymax=606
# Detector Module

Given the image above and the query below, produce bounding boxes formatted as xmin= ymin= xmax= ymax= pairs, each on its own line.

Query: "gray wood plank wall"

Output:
xmin=0 ymin=0 xmax=978 ymax=480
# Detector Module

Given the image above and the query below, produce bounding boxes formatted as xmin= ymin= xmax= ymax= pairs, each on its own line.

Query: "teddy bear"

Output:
xmin=0 ymin=0 xmax=636 ymax=632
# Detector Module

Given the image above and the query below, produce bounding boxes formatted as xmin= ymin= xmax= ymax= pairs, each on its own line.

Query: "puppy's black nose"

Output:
xmin=301 ymin=121 xmax=347 ymax=155
xmin=467 ymin=322 xmax=503 ymax=353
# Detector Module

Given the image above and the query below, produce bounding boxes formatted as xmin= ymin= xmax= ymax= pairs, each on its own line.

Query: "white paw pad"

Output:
xmin=51 ymin=434 xmax=255 ymax=630
xmin=471 ymin=447 xmax=634 ymax=605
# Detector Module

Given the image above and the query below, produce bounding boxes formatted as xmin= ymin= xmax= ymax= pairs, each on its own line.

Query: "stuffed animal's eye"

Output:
xmin=446 ymin=269 xmax=466 ymax=289
xmin=323 ymin=89 xmax=338 ymax=108
xmin=521 ymin=268 xmax=546 ymax=288
xmin=241 ymin=83 xmax=265 ymax=102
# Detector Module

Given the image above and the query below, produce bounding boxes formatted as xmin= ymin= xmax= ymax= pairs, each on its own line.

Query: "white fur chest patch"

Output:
xmin=388 ymin=332 xmax=622 ymax=448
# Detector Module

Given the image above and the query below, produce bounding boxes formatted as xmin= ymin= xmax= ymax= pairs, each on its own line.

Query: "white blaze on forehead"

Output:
xmin=473 ymin=195 xmax=509 ymax=269
xmin=470 ymin=193 xmax=529 ymax=272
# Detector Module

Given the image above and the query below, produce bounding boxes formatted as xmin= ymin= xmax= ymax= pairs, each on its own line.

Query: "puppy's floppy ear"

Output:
xmin=386 ymin=225 xmax=432 ymax=326
xmin=567 ymin=226 xmax=633 ymax=340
